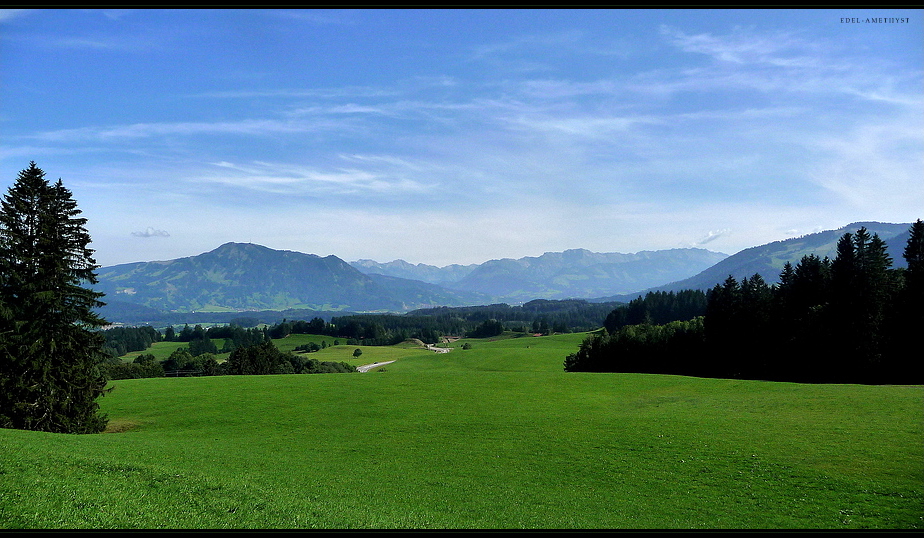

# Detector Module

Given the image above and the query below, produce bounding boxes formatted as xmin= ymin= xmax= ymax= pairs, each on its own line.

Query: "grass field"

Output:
xmin=118 ymin=333 xmax=408 ymax=366
xmin=1 ymin=332 xmax=921 ymax=529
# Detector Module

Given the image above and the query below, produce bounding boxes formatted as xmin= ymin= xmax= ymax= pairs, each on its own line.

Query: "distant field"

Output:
xmin=120 ymin=340 xmax=230 ymax=362
xmin=1 ymin=332 xmax=921 ymax=529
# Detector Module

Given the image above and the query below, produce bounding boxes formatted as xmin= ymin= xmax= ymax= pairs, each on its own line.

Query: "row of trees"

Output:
xmin=603 ymin=290 xmax=707 ymax=333
xmin=103 ymin=323 xmax=273 ymax=359
xmin=102 ymin=297 xmax=626 ymax=360
xmin=101 ymin=340 xmax=356 ymax=380
xmin=411 ymin=299 xmax=623 ymax=334
xmin=102 ymin=325 xmax=163 ymax=357
xmin=565 ymin=223 xmax=924 ymax=384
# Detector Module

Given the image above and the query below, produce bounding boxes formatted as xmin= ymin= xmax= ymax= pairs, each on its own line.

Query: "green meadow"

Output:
xmin=1 ymin=332 xmax=921 ymax=529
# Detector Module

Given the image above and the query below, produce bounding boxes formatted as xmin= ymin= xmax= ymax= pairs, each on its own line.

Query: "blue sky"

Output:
xmin=1 ymin=8 xmax=921 ymax=268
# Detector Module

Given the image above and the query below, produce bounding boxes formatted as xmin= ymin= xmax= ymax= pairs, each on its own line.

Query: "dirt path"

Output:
xmin=356 ymin=341 xmax=453 ymax=372
xmin=356 ymin=360 xmax=396 ymax=373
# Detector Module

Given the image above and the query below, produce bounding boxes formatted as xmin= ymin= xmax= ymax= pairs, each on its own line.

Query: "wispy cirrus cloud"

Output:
xmin=28 ymin=118 xmax=350 ymax=143
xmin=659 ymin=25 xmax=818 ymax=67
xmin=655 ymin=24 xmax=920 ymax=107
xmin=507 ymin=114 xmax=661 ymax=139
xmin=197 ymin=160 xmax=435 ymax=197
xmin=195 ymin=86 xmax=400 ymax=100
xmin=807 ymin=115 xmax=924 ymax=214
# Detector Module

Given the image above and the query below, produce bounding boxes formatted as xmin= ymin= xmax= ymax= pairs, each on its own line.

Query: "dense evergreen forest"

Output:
xmin=565 ymin=222 xmax=924 ymax=385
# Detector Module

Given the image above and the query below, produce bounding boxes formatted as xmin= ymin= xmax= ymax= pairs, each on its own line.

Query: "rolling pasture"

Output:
xmin=1 ymin=332 xmax=921 ymax=529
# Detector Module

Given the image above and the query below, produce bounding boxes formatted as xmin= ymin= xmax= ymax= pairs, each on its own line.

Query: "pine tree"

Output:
xmin=903 ymin=219 xmax=924 ymax=297
xmin=0 ymin=162 xmax=109 ymax=433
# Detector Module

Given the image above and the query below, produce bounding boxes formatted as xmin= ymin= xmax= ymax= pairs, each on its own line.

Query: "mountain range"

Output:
xmin=351 ymin=248 xmax=728 ymax=302
xmin=94 ymin=244 xmax=725 ymax=319
xmin=94 ymin=221 xmax=915 ymax=323
xmin=94 ymin=243 xmax=490 ymax=315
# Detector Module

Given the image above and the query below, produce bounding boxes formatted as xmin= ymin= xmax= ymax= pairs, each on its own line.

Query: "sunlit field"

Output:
xmin=1 ymin=333 xmax=921 ymax=529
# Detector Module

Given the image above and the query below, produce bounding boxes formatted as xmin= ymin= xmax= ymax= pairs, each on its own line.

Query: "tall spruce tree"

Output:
xmin=0 ymin=162 xmax=109 ymax=433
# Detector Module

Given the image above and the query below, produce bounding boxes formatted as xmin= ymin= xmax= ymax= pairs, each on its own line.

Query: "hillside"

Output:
xmin=95 ymin=242 xmax=488 ymax=314
xmin=597 ymin=221 xmax=913 ymax=301
xmin=2 ymin=333 xmax=921 ymax=528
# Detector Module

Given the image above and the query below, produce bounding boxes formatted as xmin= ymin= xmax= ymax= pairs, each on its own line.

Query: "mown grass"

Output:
xmin=1 ymin=332 xmax=921 ymax=529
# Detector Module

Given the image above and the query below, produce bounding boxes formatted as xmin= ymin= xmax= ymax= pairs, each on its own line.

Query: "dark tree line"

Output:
xmin=285 ymin=299 xmax=626 ymax=345
xmin=101 ymin=339 xmax=356 ymax=380
xmin=412 ymin=299 xmax=623 ymax=334
xmin=104 ymin=323 xmax=271 ymax=360
xmin=566 ymin=222 xmax=924 ymax=385
xmin=200 ymin=340 xmax=354 ymax=376
xmin=101 ymin=298 xmax=628 ymax=361
xmin=603 ymin=290 xmax=708 ymax=332
xmin=466 ymin=319 xmax=505 ymax=338
xmin=102 ymin=353 xmax=167 ymax=380
xmin=223 ymin=298 xmax=624 ymax=347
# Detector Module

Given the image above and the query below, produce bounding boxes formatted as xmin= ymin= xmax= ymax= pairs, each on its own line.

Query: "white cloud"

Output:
xmin=131 ymin=227 xmax=170 ymax=238
xmin=696 ymin=229 xmax=731 ymax=246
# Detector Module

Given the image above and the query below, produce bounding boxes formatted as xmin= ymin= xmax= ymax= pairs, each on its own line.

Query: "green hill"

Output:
xmin=439 ymin=248 xmax=729 ymax=301
xmin=95 ymin=242 xmax=489 ymax=314
xmin=0 ymin=333 xmax=920 ymax=529
xmin=600 ymin=221 xmax=913 ymax=300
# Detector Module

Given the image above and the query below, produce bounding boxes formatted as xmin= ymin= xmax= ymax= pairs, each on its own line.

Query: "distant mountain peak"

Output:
xmin=601 ymin=220 xmax=916 ymax=301
xmin=95 ymin=221 xmax=918 ymax=323
xmin=95 ymin=243 xmax=487 ymax=315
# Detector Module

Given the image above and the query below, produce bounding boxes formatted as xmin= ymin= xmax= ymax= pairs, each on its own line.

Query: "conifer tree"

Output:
xmin=0 ymin=162 xmax=109 ymax=433
xmin=887 ymin=219 xmax=924 ymax=382
xmin=903 ymin=219 xmax=924 ymax=296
